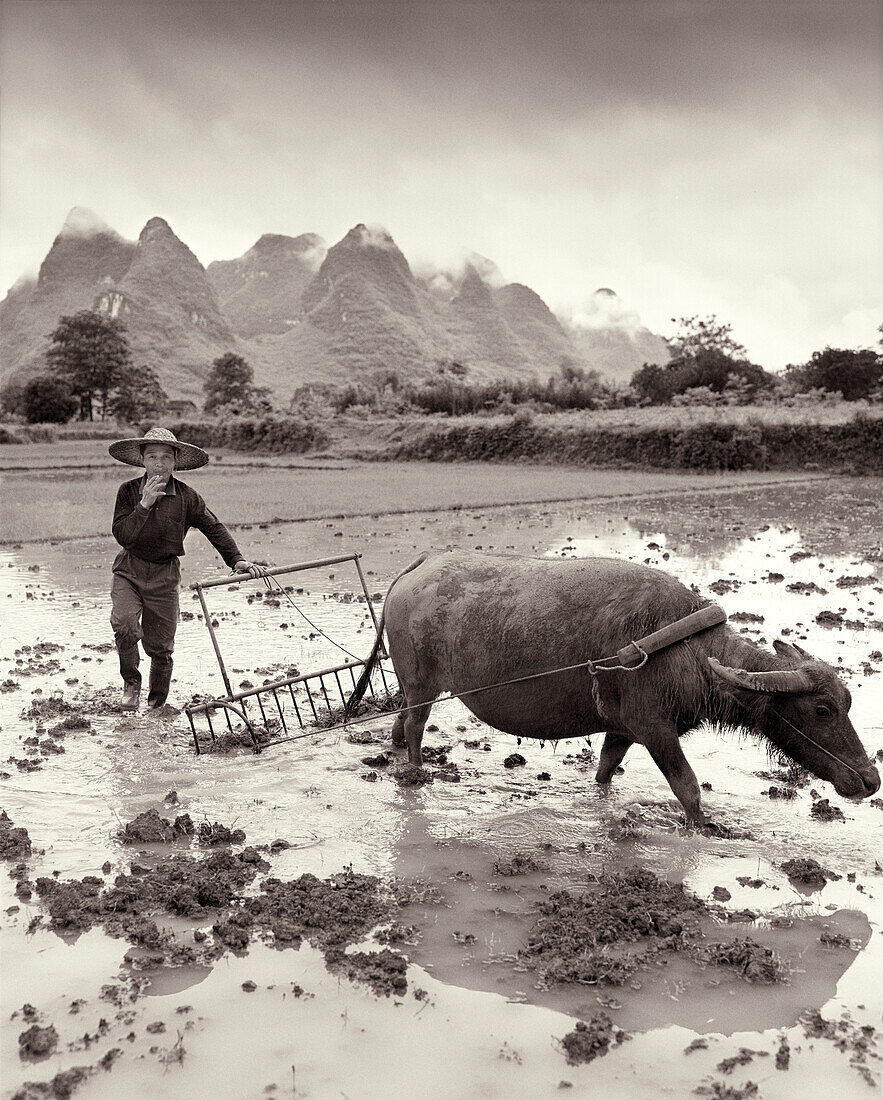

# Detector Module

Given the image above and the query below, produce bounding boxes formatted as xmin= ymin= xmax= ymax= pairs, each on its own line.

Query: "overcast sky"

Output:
xmin=1 ymin=0 xmax=880 ymax=368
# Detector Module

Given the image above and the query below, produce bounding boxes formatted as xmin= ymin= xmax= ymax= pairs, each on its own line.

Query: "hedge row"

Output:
xmin=387 ymin=415 xmax=883 ymax=471
xmin=166 ymin=417 xmax=329 ymax=455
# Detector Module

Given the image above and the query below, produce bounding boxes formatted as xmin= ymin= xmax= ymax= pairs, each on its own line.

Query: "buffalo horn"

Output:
xmin=707 ymin=657 xmax=814 ymax=694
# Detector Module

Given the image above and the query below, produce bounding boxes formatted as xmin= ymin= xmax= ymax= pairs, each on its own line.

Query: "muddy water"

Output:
xmin=1 ymin=476 xmax=882 ymax=1098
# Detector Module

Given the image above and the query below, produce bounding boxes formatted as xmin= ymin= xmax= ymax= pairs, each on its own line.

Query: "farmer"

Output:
xmin=108 ymin=426 xmax=266 ymax=711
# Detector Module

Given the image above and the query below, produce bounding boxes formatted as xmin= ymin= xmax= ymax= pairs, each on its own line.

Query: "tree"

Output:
xmin=631 ymin=315 xmax=773 ymax=405
xmin=630 ymin=362 xmax=677 ymax=405
xmin=632 ymin=348 xmax=773 ymax=405
xmin=107 ymin=364 xmax=168 ymax=424
xmin=785 ymin=347 xmax=882 ymax=401
xmin=203 ymin=352 xmax=270 ymax=414
xmin=666 ymin=315 xmax=748 ymax=360
xmin=0 ymin=379 xmax=26 ymax=418
xmin=46 ymin=310 xmax=131 ymax=421
xmin=22 ymin=376 xmax=79 ymax=424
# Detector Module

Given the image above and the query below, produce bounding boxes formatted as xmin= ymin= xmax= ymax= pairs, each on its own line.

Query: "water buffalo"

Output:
xmin=347 ymin=550 xmax=880 ymax=824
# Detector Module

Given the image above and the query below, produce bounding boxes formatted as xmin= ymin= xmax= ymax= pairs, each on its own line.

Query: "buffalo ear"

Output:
xmin=773 ymin=640 xmax=804 ymax=662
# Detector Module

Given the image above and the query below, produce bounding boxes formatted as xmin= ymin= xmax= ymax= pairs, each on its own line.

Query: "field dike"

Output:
xmin=383 ymin=413 xmax=883 ymax=471
xmin=141 ymin=408 xmax=883 ymax=471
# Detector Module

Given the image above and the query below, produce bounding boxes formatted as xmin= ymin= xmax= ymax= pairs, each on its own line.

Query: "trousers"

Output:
xmin=110 ymin=550 xmax=180 ymax=693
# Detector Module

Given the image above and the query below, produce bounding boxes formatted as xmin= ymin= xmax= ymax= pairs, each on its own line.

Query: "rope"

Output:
xmin=344 ymin=648 xmax=638 ymax=728
xmin=258 ymin=572 xmax=362 ymax=662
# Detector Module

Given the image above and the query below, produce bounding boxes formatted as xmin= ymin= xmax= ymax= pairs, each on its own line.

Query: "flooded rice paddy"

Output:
xmin=1 ymin=474 xmax=882 ymax=1098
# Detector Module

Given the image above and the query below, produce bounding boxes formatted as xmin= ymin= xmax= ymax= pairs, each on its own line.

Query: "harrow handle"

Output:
xmin=190 ymin=553 xmax=362 ymax=589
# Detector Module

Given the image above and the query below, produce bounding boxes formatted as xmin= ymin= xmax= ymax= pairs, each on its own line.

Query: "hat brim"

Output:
xmin=108 ymin=437 xmax=209 ymax=470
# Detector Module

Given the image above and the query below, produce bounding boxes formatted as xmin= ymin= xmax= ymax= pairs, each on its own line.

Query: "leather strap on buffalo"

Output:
xmin=590 ymin=603 xmax=728 ymax=673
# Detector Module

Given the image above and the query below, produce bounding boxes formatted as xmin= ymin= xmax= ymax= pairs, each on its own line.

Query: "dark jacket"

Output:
xmin=112 ymin=475 xmax=242 ymax=568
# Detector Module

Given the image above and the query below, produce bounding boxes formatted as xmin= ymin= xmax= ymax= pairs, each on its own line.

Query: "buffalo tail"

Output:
xmin=344 ymin=551 xmax=431 ymax=718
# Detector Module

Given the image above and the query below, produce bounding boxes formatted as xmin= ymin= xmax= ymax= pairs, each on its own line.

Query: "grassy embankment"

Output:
xmin=159 ymin=401 xmax=883 ymax=471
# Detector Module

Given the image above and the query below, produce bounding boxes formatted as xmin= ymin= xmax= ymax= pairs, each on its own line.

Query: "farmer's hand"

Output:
xmin=140 ymin=475 xmax=167 ymax=509
xmin=233 ymin=560 xmax=268 ymax=579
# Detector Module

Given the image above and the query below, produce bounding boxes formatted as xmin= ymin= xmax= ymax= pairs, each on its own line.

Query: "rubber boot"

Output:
xmin=147 ymin=657 xmax=173 ymax=709
xmin=120 ymin=682 xmax=141 ymax=711
xmin=118 ymin=644 xmax=141 ymax=711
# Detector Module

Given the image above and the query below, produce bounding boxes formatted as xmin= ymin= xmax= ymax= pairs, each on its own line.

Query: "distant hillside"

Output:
xmin=1 ymin=209 xmax=669 ymax=402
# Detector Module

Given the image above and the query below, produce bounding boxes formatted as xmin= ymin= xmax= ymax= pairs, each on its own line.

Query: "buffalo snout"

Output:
xmin=833 ymin=763 xmax=880 ymax=800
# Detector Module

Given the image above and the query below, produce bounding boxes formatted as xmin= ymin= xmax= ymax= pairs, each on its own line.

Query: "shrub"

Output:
xmin=166 ymin=416 xmax=330 ymax=455
xmin=22 ymin=376 xmax=78 ymax=424
xmin=786 ymin=347 xmax=882 ymax=401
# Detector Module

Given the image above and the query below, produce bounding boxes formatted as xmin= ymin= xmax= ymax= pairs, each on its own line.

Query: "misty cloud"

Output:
xmin=59 ymin=206 xmax=124 ymax=240
xmin=568 ymin=289 xmax=644 ymax=339
xmin=413 ymin=250 xmax=507 ymax=298
xmin=356 ymin=224 xmax=398 ymax=251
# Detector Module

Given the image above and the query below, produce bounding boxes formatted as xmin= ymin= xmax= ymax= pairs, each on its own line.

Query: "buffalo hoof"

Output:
xmin=595 ymin=765 xmax=625 ymax=784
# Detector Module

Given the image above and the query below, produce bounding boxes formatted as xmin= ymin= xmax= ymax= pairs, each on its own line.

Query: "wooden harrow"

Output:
xmin=184 ymin=553 xmax=394 ymax=754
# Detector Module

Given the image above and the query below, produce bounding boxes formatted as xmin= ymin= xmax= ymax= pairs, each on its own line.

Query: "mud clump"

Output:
xmin=1 ymin=810 xmax=32 ymax=861
xmin=329 ymin=947 xmax=408 ymax=997
xmin=320 ymin=689 xmax=403 ymax=729
xmin=522 ymin=868 xmax=705 ymax=986
xmin=345 ymin=730 xmax=384 ymax=745
xmin=120 ymin=809 xmax=195 ymax=844
xmin=810 ymin=799 xmax=846 ymax=823
xmin=48 ymin=716 xmax=92 ymax=737
xmin=195 ymin=722 xmax=276 ymax=755
xmin=560 ymin=1013 xmax=629 ymax=1065
xmin=716 ymin=1049 xmax=769 ymax=1075
xmin=781 ymin=858 xmax=832 ymax=889
xmin=421 ymin=744 xmax=451 ymax=765
xmin=395 ymin=764 xmax=433 ymax=786
xmin=800 ymin=1010 xmax=879 ymax=1085
xmin=361 ymin=751 xmax=392 ymax=768
xmin=494 ymin=851 xmax=549 ymax=876
xmin=33 ymin=849 xmax=266 ymax=936
xmin=433 ymin=761 xmax=461 ymax=782
xmin=20 ymin=697 xmax=74 ymax=721
xmin=243 ymin=869 xmax=391 ymax=951
xmin=819 ymin=929 xmax=853 ymax=948
xmin=754 ymin=763 xmax=810 ymax=789
xmin=11 ymin=1066 xmax=91 ymax=1100
xmin=18 ymin=1024 xmax=58 ymax=1061
xmin=763 ymin=785 xmax=797 ymax=800
xmin=695 ymin=938 xmax=788 ymax=983
xmin=503 ymin=753 xmax=527 ymax=769
xmin=694 ymin=1081 xmax=759 ymax=1098
xmin=197 ymin=821 xmax=246 ymax=846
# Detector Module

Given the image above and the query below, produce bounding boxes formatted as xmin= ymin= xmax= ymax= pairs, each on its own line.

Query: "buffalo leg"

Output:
xmin=596 ymin=731 xmax=633 ymax=783
xmin=391 ymin=712 xmax=406 ymax=747
xmin=402 ymin=702 xmax=433 ymax=765
xmin=643 ymin=729 xmax=707 ymax=826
